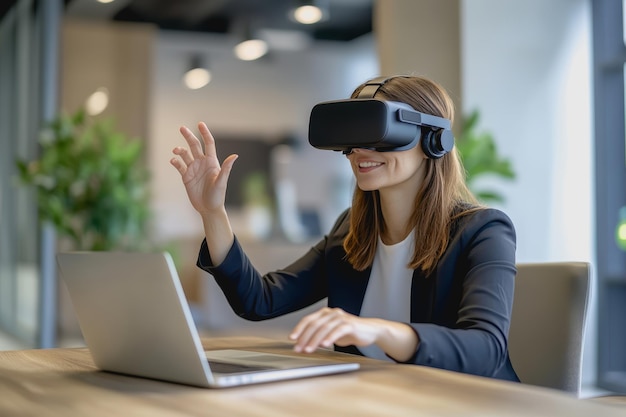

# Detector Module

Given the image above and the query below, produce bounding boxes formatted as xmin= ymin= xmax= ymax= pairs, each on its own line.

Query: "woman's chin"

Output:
xmin=356 ymin=182 xmax=380 ymax=192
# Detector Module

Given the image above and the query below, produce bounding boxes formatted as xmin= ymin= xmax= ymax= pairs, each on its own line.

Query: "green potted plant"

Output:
xmin=240 ymin=171 xmax=274 ymax=241
xmin=456 ymin=109 xmax=516 ymax=203
xmin=15 ymin=108 xmax=150 ymax=251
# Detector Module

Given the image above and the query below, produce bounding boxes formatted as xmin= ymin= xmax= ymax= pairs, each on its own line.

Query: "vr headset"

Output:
xmin=308 ymin=76 xmax=454 ymax=159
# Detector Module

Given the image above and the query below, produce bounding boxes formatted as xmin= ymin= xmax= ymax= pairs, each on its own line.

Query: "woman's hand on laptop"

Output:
xmin=289 ymin=307 xmax=420 ymax=363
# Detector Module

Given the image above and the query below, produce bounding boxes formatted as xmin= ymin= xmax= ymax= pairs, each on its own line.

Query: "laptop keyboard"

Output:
xmin=208 ymin=360 xmax=277 ymax=374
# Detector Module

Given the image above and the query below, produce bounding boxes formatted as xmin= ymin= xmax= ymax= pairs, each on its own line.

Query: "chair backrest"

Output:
xmin=508 ymin=262 xmax=591 ymax=396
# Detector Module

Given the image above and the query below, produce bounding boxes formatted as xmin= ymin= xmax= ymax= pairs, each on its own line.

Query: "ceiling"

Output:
xmin=63 ymin=0 xmax=374 ymax=42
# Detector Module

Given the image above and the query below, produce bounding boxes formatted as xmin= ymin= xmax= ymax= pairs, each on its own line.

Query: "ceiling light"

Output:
xmin=85 ymin=87 xmax=109 ymax=116
xmin=234 ymin=39 xmax=268 ymax=61
xmin=184 ymin=68 xmax=211 ymax=90
xmin=183 ymin=56 xmax=211 ymax=90
xmin=233 ymin=20 xmax=269 ymax=61
xmin=290 ymin=1 xmax=328 ymax=25
xmin=293 ymin=5 xmax=323 ymax=24
xmin=97 ymin=0 xmax=116 ymax=4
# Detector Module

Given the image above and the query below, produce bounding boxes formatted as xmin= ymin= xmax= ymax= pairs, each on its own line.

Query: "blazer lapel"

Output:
xmin=410 ymin=268 xmax=433 ymax=322
xmin=327 ymin=254 xmax=371 ymax=316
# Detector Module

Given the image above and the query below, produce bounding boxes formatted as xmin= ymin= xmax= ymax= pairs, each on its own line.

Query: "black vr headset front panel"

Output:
xmin=308 ymin=99 xmax=422 ymax=152
xmin=308 ymin=76 xmax=454 ymax=158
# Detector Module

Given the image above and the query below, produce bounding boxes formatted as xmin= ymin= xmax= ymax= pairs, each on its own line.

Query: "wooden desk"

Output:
xmin=0 ymin=336 xmax=623 ymax=417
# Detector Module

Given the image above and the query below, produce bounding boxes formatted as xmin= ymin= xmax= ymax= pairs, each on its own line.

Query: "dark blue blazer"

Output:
xmin=198 ymin=207 xmax=519 ymax=381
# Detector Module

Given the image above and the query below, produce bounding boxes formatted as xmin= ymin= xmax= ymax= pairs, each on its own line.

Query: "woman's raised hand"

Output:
xmin=170 ymin=122 xmax=238 ymax=215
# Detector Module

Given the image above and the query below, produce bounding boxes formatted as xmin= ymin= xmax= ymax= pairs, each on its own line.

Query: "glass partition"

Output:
xmin=0 ymin=0 xmax=60 ymax=349
xmin=0 ymin=0 xmax=37 ymax=348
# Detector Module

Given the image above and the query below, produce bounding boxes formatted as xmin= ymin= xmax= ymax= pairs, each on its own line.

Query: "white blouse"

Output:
xmin=357 ymin=231 xmax=414 ymax=361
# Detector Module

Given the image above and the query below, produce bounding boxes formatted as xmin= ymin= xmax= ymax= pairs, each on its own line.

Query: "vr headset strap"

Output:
xmin=357 ymin=76 xmax=397 ymax=99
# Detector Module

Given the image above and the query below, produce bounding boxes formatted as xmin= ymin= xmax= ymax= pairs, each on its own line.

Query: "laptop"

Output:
xmin=56 ymin=251 xmax=360 ymax=388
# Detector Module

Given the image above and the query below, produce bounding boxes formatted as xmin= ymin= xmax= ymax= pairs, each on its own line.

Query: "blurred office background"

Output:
xmin=1 ymin=0 xmax=624 ymax=395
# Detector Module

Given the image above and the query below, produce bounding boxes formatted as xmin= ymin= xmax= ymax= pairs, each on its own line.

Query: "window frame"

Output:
xmin=592 ymin=0 xmax=626 ymax=393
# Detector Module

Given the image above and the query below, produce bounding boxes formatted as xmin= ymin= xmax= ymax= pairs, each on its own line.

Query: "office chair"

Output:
xmin=508 ymin=262 xmax=591 ymax=396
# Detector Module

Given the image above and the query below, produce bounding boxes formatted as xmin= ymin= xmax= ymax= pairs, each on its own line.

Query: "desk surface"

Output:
xmin=1 ymin=336 xmax=624 ymax=417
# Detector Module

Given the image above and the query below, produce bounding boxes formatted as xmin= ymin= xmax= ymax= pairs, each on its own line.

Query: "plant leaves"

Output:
xmin=14 ymin=108 xmax=150 ymax=251
xmin=457 ymin=110 xmax=516 ymax=204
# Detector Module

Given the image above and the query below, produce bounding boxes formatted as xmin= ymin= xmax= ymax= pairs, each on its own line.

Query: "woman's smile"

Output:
xmin=357 ymin=159 xmax=384 ymax=173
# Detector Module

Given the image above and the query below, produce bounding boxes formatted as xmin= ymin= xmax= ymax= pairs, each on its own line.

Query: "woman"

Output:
xmin=170 ymin=75 xmax=519 ymax=381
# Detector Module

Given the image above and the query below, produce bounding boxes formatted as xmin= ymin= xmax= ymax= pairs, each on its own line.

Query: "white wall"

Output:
xmin=461 ymin=0 xmax=595 ymax=386
xmin=148 ymin=31 xmax=377 ymax=241
xmin=461 ymin=0 xmax=593 ymax=264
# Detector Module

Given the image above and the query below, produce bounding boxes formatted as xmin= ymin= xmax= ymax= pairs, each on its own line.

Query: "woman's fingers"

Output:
xmin=289 ymin=307 xmax=328 ymax=340
xmin=291 ymin=308 xmax=354 ymax=353
xmin=198 ymin=122 xmax=217 ymax=159
xmin=302 ymin=318 xmax=349 ymax=352
xmin=318 ymin=323 xmax=354 ymax=348
xmin=179 ymin=125 xmax=205 ymax=158
xmin=170 ymin=122 xmax=239 ymax=214
xmin=293 ymin=310 xmax=337 ymax=352
xmin=176 ymin=123 xmax=222 ymax=164
xmin=172 ymin=146 xmax=194 ymax=166
xmin=170 ymin=157 xmax=186 ymax=176
xmin=215 ymin=154 xmax=239 ymax=188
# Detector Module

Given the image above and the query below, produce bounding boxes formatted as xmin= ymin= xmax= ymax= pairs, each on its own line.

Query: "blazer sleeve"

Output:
xmin=196 ymin=210 xmax=350 ymax=321
xmin=407 ymin=209 xmax=517 ymax=378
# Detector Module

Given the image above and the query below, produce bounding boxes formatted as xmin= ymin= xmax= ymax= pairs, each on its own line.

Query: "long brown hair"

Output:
xmin=343 ymin=75 xmax=480 ymax=272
